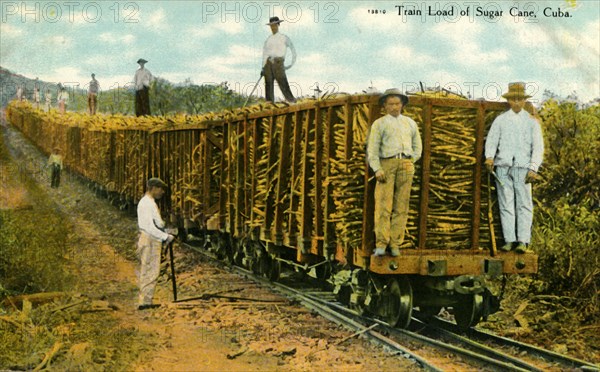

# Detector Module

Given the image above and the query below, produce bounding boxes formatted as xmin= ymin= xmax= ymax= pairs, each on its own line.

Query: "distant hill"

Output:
xmin=0 ymin=67 xmax=254 ymax=115
xmin=0 ymin=67 xmax=60 ymax=109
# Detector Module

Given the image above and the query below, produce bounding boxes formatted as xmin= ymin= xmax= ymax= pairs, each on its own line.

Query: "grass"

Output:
xmin=0 ymin=127 xmax=151 ymax=370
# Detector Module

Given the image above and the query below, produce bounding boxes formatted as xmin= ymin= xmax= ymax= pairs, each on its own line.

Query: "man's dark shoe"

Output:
xmin=500 ymin=242 xmax=514 ymax=252
xmin=514 ymin=243 xmax=531 ymax=254
xmin=138 ymin=304 xmax=160 ymax=310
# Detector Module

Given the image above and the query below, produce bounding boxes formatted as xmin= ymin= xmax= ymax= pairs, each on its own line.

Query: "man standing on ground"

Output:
xmin=485 ymin=82 xmax=544 ymax=254
xmin=48 ymin=147 xmax=63 ymax=188
xmin=367 ymin=88 xmax=422 ymax=257
xmin=137 ymin=177 xmax=175 ymax=310
xmin=262 ymin=16 xmax=296 ymax=103
xmin=88 ymin=73 xmax=100 ymax=115
xmin=134 ymin=58 xmax=153 ymax=116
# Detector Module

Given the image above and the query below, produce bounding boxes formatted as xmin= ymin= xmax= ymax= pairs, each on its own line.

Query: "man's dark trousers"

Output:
xmin=264 ymin=57 xmax=295 ymax=102
xmin=135 ymin=86 xmax=151 ymax=116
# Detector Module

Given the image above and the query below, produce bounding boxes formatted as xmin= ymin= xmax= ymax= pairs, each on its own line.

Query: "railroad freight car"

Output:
xmin=7 ymin=94 xmax=538 ymax=329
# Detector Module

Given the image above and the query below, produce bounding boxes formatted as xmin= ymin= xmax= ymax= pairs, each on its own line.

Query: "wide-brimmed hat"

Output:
xmin=137 ymin=58 xmax=148 ymax=64
xmin=266 ymin=16 xmax=283 ymax=25
xmin=147 ymin=177 xmax=167 ymax=189
xmin=379 ymin=88 xmax=409 ymax=106
xmin=502 ymin=82 xmax=531 ymax=99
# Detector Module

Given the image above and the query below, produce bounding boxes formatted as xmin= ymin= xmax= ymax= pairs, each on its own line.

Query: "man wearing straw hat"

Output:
xmin=134 ymin=58 xmax=153 ymax=116
xmin=136 ymin=177 xmax=175 ymax=310
xmin=485 ymin=82 xmax=544 ymax=254
xmin=368 ymin=88 xmax=422 ymax=257
xmin=261 ymin=16 xmax=297 ymax=103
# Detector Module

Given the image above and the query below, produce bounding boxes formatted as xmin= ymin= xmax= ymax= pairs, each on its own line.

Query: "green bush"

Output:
xmin=532 ymin=99 xmax=600 ymax=316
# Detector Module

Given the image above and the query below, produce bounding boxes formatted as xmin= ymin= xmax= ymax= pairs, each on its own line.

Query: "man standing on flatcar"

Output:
xmin=88 ymin=73 xmax=100 ymax=115
xmin=485 ymin=82 xmax=544 ymax=254
xmin=368 ymin=88 xmax=422 ymax=257
xmin=261 ymin=16 xmax=297 ymax=103
xmin=134 ymin=58 xmax=153 ymax=116
xmin=136 ymin=177 xmax=175 ymax=310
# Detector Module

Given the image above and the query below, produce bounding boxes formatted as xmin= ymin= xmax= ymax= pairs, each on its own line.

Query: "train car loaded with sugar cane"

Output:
xmin=7 ymin=92 xmax=538 ymax=329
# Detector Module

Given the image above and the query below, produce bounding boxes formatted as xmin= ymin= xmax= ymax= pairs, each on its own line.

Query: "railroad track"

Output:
xmin=177 ymin=241 xmax=599 ymax=371
xmin=419 ymin=315 xmax=599 ymax=371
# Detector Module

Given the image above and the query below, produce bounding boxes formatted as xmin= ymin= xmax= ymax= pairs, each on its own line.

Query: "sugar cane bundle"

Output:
xmin=327 ymin=103 xmax=369 ymax=249
xmin=250 ymin=118 xmax=272 ymax=227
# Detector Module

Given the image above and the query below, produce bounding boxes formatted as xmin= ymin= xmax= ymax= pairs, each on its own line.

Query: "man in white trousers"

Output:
xmin=136 ymin=177 xmax=175 ymax=310
xmin=485 ymin=82 xmax=544 ymax=254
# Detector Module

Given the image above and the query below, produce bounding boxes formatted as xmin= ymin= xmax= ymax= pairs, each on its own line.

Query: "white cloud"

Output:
xmin=98 ymin=32 xmax=136 ymax=45
xmin=145 ymin=8 xmax=168 ymax=31
xmin=583 ymin=20 xmax=600 ymax=57
xmin=380 ymin=45 xmax=434 ymax=66
xmin=0 ymin=23 xmax=24 ymax=38
xmin=39 ymin=66 xmax=86 ymax=86
xmin=44 ymin=36 xmax=73 ymax=48
xmin=432 ymin=20 xmax=508 ymax=67
xmin=348 ymin=6 xmax=412 ymax=34
xmin=204 ymin=44 xmax=261 ymax=67
xmin=188 ymin=20 xmax=244 ymax=38
xmin=501 ymin=19 xmax=551 ymax=47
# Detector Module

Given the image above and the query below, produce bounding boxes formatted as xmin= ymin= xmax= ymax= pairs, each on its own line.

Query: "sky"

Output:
xmin=1 ymin=0 xmax=599 ymax=103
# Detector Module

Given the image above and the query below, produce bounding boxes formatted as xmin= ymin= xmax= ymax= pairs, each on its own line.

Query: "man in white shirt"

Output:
xmin=367 ymin=88 xmax=422 ymax=257
xmin=262 ymin=16 xmax=296 ymax=103
xmin=57 ymin=84 xmax=68 ymax=113
xmin=48 ymin=147 xmax=63 ymax=188
xmin=485 ymin=82 xmax=544 ymax=254
xmin=45 ymin=88 xmax=52 ymax=111
xmin=134 ymin=58 xmax=153 ymax=116
xmin=33 ymin=87 xmax=41 ymax=110
xmin=16 ymin=85 xmax=23 ymax=101
xmin=88 ymin=73 xmax=100 ymax=115
xmin=137 ymin=177 xmax=175 ymax=310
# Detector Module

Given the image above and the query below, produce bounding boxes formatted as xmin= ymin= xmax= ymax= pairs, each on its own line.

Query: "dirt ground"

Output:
xmin=1 ymin=122 xmax=417 ymax=370
xmin=1 ymin=120 xmax=598 ymax=371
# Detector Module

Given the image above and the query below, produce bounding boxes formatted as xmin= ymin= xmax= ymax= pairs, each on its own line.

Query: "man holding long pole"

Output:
xmin=262 ymin=16 xmax=297 ymax=103
xmin=484 ymin=82 xmax=544 ymax=254
xmin=136 ymin=178 xmax=175 ymax=310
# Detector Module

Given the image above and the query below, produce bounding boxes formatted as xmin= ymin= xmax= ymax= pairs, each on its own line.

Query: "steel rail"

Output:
xmin=179 ymin=241 xmax=598 ymax=371
xmin=409 ymin=318 xmax=543 ymax=372
xmin=233 ymin=265 xmax=443 ymax=372
xmin=179 ymin=242 xmax=440 ymax=371
xmin=300 ymin=292 xmax=534 ymax=372
xmin=426 ymin=316 xmax=599 ymax=371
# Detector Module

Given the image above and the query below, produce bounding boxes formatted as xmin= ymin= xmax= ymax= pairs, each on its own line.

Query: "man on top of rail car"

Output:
xmin=134 ymin=58 xmax=153 ymax=116
xmin=261 ymin=16 xmax=297 ymax=103
xmin=88 ymin=73 xmax=100 ymax=115
xmin=484 ymin=82 xmax=544 ymax=254
xmin=368 ymin=88 xmax=422 ymax=257
xmin=137 ymin=177 xmax=175 ymax=310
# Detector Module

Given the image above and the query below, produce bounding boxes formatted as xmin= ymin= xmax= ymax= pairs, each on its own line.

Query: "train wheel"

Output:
xmin=314 ymin=262 xmax=332 ymax=280
xmin=214 ymin=235 xmax=230 ymax=261
xmin=255 ymin=251 xmax=270 ymax=277
xmin=454 ymin=293 xmax=483 ymax=330
xmin=382 ymin=277 xmax=413 ymax=328
xmin=223 ymin=238 xmax=235 ymax=265
xmin=266 ymin=256 xmax=281 ymax=281
xmin=348 ymin=285 xmax=368 ymax=316
xmin=233 ymin=239 xmax=245 ymax=267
